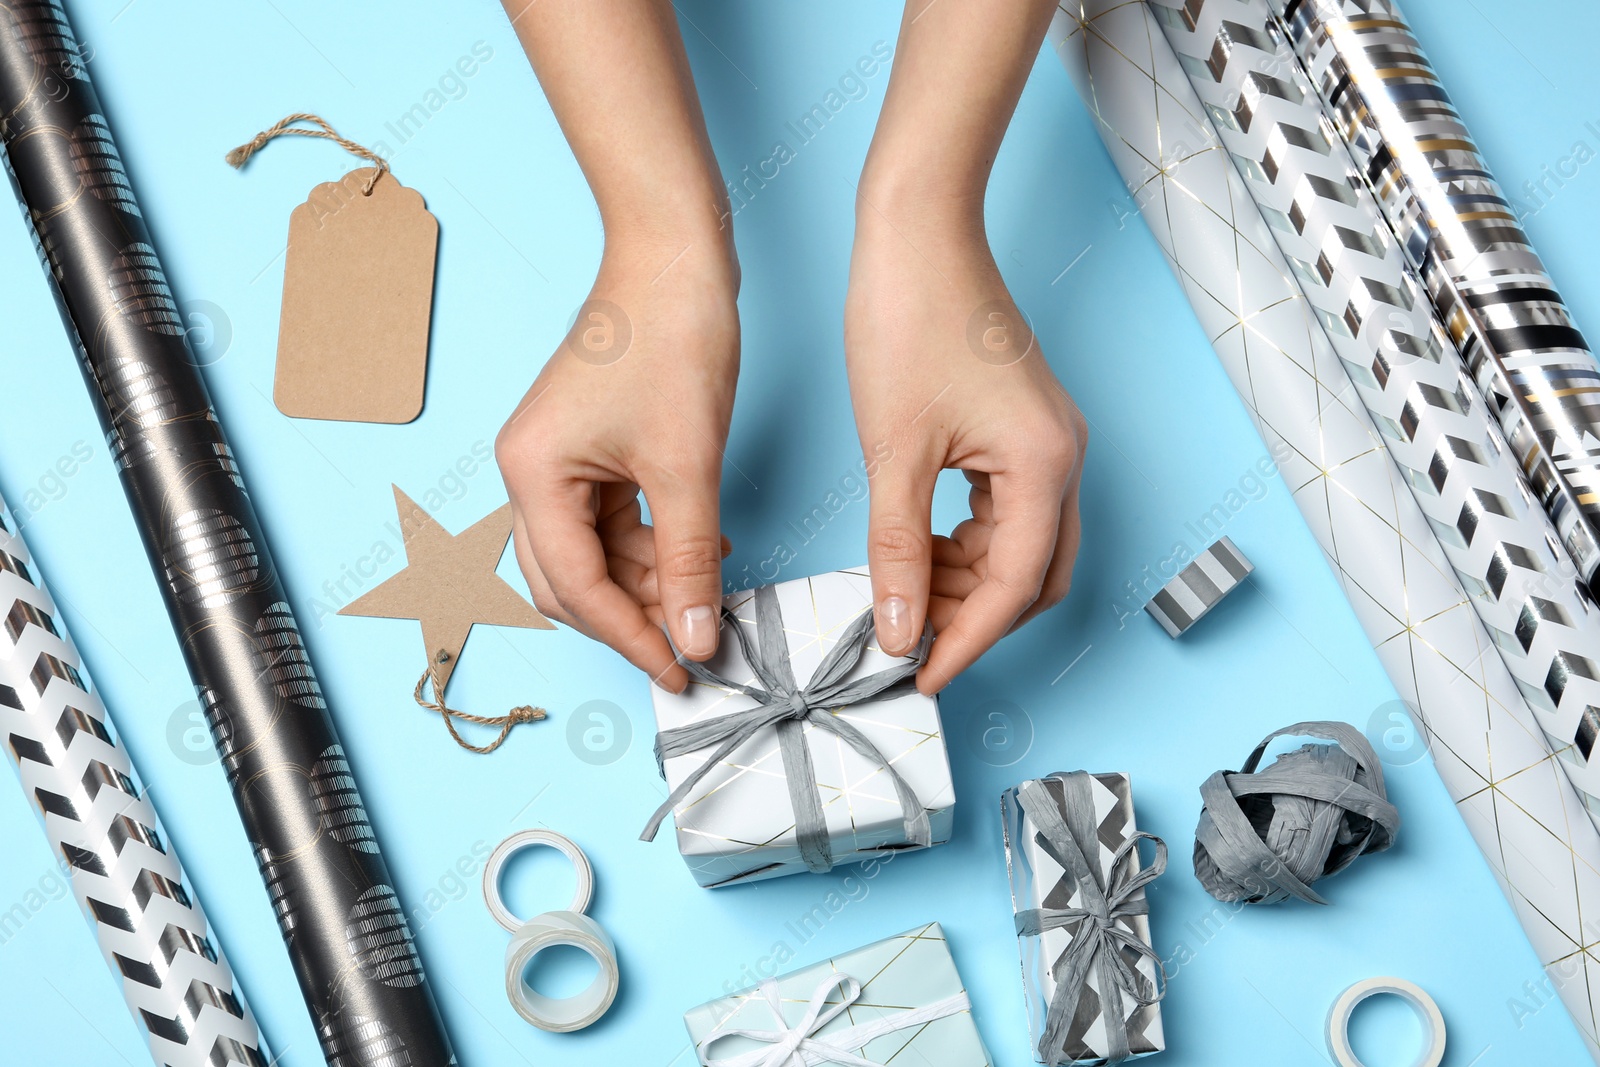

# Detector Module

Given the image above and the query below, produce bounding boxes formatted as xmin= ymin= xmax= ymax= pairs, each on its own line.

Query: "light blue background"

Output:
xmin=0 ymin=1 xmax=1595 ymax=1064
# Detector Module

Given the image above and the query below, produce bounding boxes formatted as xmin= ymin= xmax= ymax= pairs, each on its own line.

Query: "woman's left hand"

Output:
xmin=845 ymin=206 xmax=1086 ymax=695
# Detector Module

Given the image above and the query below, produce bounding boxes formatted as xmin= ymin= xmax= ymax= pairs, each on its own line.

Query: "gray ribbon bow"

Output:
xmin=640 ymin=583 xmax=934 ymax=873
xmin=1014 ymin=773 xmax=1166 ymax=1065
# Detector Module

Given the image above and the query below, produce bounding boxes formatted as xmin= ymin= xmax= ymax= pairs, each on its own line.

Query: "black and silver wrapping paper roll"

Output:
xmin=1149 ymin=0 xmax=1600 ymax=820
xmin=1268 ymin=0 xmax=1600 ymax=594
xmin=0 ymin=5 xmax=456 ymax=1064
xmin=0 ymin=496 xmax=268 ymax=1065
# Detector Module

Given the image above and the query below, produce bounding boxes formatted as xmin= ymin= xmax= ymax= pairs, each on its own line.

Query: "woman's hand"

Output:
xmin=497 ymin=240 xmax=738 ymax=694
xmin=846 ymin=0 xmax=1072 ymax=694
xmin=498 ymin=0 xmax=741 ymax=692
xmin=846 ymin=209 xmax=1085 ymax=695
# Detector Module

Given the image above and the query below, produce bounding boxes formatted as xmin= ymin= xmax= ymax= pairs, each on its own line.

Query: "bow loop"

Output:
xmin=642 ymin=582 xmax=934 ymax=874
xmin=1105 ymin=831 xmax=1167 ymax=913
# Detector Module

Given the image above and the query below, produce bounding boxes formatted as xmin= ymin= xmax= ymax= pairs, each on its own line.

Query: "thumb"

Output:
xmin=866 ymin=460 xmax=937 ymax=656
xmin=642 ymin=468 xmax=726 ymax=662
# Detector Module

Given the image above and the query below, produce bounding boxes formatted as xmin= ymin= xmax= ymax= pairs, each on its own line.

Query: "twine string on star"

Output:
xmin=413 ymin=649 xmax=546 ymax=754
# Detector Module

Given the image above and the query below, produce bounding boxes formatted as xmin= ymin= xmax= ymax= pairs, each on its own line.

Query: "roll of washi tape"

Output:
xmin=1326 ymin=977 xmax=1446 ymax=1067
xmin=483 ymin=829 xmax=618 ymax=1031
xmin=1144 ymin=537 xmax=1253 ymax=638
xmin=504 ymin=910 xmax=620 ymax=1032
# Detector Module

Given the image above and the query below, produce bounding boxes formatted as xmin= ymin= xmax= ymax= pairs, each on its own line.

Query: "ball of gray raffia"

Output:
xmin=1194 ymin=721 xmax=1399 ymax=905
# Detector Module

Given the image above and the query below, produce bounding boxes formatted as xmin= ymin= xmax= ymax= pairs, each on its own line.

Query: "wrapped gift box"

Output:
xmin=648 ymin=567 xmax=955 ymax=887
xmin=684 ymin=922 xmax=991 ymax=1065
xmin=1002 ymin=772 xmax=1166 ymax=1064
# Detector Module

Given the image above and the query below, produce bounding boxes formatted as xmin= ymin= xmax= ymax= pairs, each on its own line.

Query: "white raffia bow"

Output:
xmin=697 ymin=971 xmax=970 ymax=1067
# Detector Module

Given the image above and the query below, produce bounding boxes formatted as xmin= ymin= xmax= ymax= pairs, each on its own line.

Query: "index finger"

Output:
xmin=523 ymin=475 xmax=687 ymax=692
xmin=918 ymin=467 xmax=1064 ymax=693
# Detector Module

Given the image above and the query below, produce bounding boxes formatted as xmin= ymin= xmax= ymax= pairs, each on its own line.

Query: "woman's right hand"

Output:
xmin=496 ymin=238 xmax=739 ymax=694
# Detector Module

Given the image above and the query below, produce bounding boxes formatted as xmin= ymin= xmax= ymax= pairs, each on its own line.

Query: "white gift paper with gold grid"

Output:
xmin=1051 ymin=1 xmax=1600 ymax=1056
xmin=648 ymin=568 xmax=955 ymax=887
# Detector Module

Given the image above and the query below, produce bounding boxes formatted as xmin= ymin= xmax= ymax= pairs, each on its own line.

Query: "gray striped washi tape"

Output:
xmin=1145 ymin=537 xmax=1253 ymax=638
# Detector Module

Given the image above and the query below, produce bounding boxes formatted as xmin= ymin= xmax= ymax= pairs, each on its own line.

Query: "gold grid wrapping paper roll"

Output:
xmin=1051 ymin=0 xmax=1600 ymax=1056
xmin=1148 ymin=0 xmax=1600 ymax=825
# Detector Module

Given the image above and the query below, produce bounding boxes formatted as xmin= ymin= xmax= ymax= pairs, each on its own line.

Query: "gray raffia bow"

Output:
xmin=1014 ymin=774 xmax=1166 ymax=1064
xmin=640 ymin=583 xmax=933 ymax=873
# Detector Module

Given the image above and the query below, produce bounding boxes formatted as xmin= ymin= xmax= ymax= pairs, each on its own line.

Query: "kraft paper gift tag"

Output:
xmin=228 ymin=114 xmax=438 ymax=424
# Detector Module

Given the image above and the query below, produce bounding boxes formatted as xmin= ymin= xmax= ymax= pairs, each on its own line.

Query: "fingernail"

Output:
xmin=680 ymin=605 xmax=717 ymax=658
xmin=880 ymin=596 xmax=912 ymax=654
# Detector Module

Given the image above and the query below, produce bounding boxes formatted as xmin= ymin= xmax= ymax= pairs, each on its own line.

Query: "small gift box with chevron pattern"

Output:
xmin=683 ymin=922 xmax=991 ymax=1065
xmin=641 ymin=568 xmax=955 ymax=888
xmin=1002 ymin=772 xmax=1167 ymax=1064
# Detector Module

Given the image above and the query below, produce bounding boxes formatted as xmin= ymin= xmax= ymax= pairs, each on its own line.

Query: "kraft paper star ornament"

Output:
xmin=340 ymin=485 xmax=553 ymax=689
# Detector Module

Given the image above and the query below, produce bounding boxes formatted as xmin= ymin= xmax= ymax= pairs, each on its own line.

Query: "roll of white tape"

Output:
xmin=482 ymin=829 xmax=594 ymax=934
xmin=504 ymin=909 xmax=620 ymax=1032
xmin=1326 ymin=976 xmax=1445 ymax=1067
xmin=484 ymin=830 xmax=619 ymax=1032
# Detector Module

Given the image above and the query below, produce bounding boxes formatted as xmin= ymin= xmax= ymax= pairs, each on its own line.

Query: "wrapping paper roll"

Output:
xmin=0 ymin=497 xmax=267 ymax=1065
xmin=1147 ymin=0 xmax=1600 ymax=824
xmin=0 ymin=5 xmax=456 ymax=1063
xmin=1269 ymin=0 xmax=1600 ymax=595
xmin=1051 ymin=1 xmax=1600 ymax=1055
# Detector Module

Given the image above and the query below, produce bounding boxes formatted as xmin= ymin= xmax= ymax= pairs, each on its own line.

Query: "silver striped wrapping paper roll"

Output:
xmin=0 ymin=4 xmax=456 ymax=1063
xmin=1147 ymin=0 xmax=1600 ymax=824
xmin=0 ymin=498 xmax=267 ymax=1065
xmin=1270 ymin=0 xmax=1600 ymax=595
xmin=1053 ymin=1 xmax=1600 ymax=1055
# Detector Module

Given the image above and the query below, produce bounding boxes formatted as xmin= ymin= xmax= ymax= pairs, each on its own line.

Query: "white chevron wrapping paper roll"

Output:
xmin=0 ymin=497 xmax=267 ymax=1066
xmin=1052 ymin=1 xmax=1600 ymax=1055
xmin=1146 ymin=0 xmax=1600 ymax=828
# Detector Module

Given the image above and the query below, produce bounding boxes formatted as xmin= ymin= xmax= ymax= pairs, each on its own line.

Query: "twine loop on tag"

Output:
xmin=226 ymin=112 xmax=389 ymax=195
xmin=413 ymin=649 xmax=546 ymax=754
